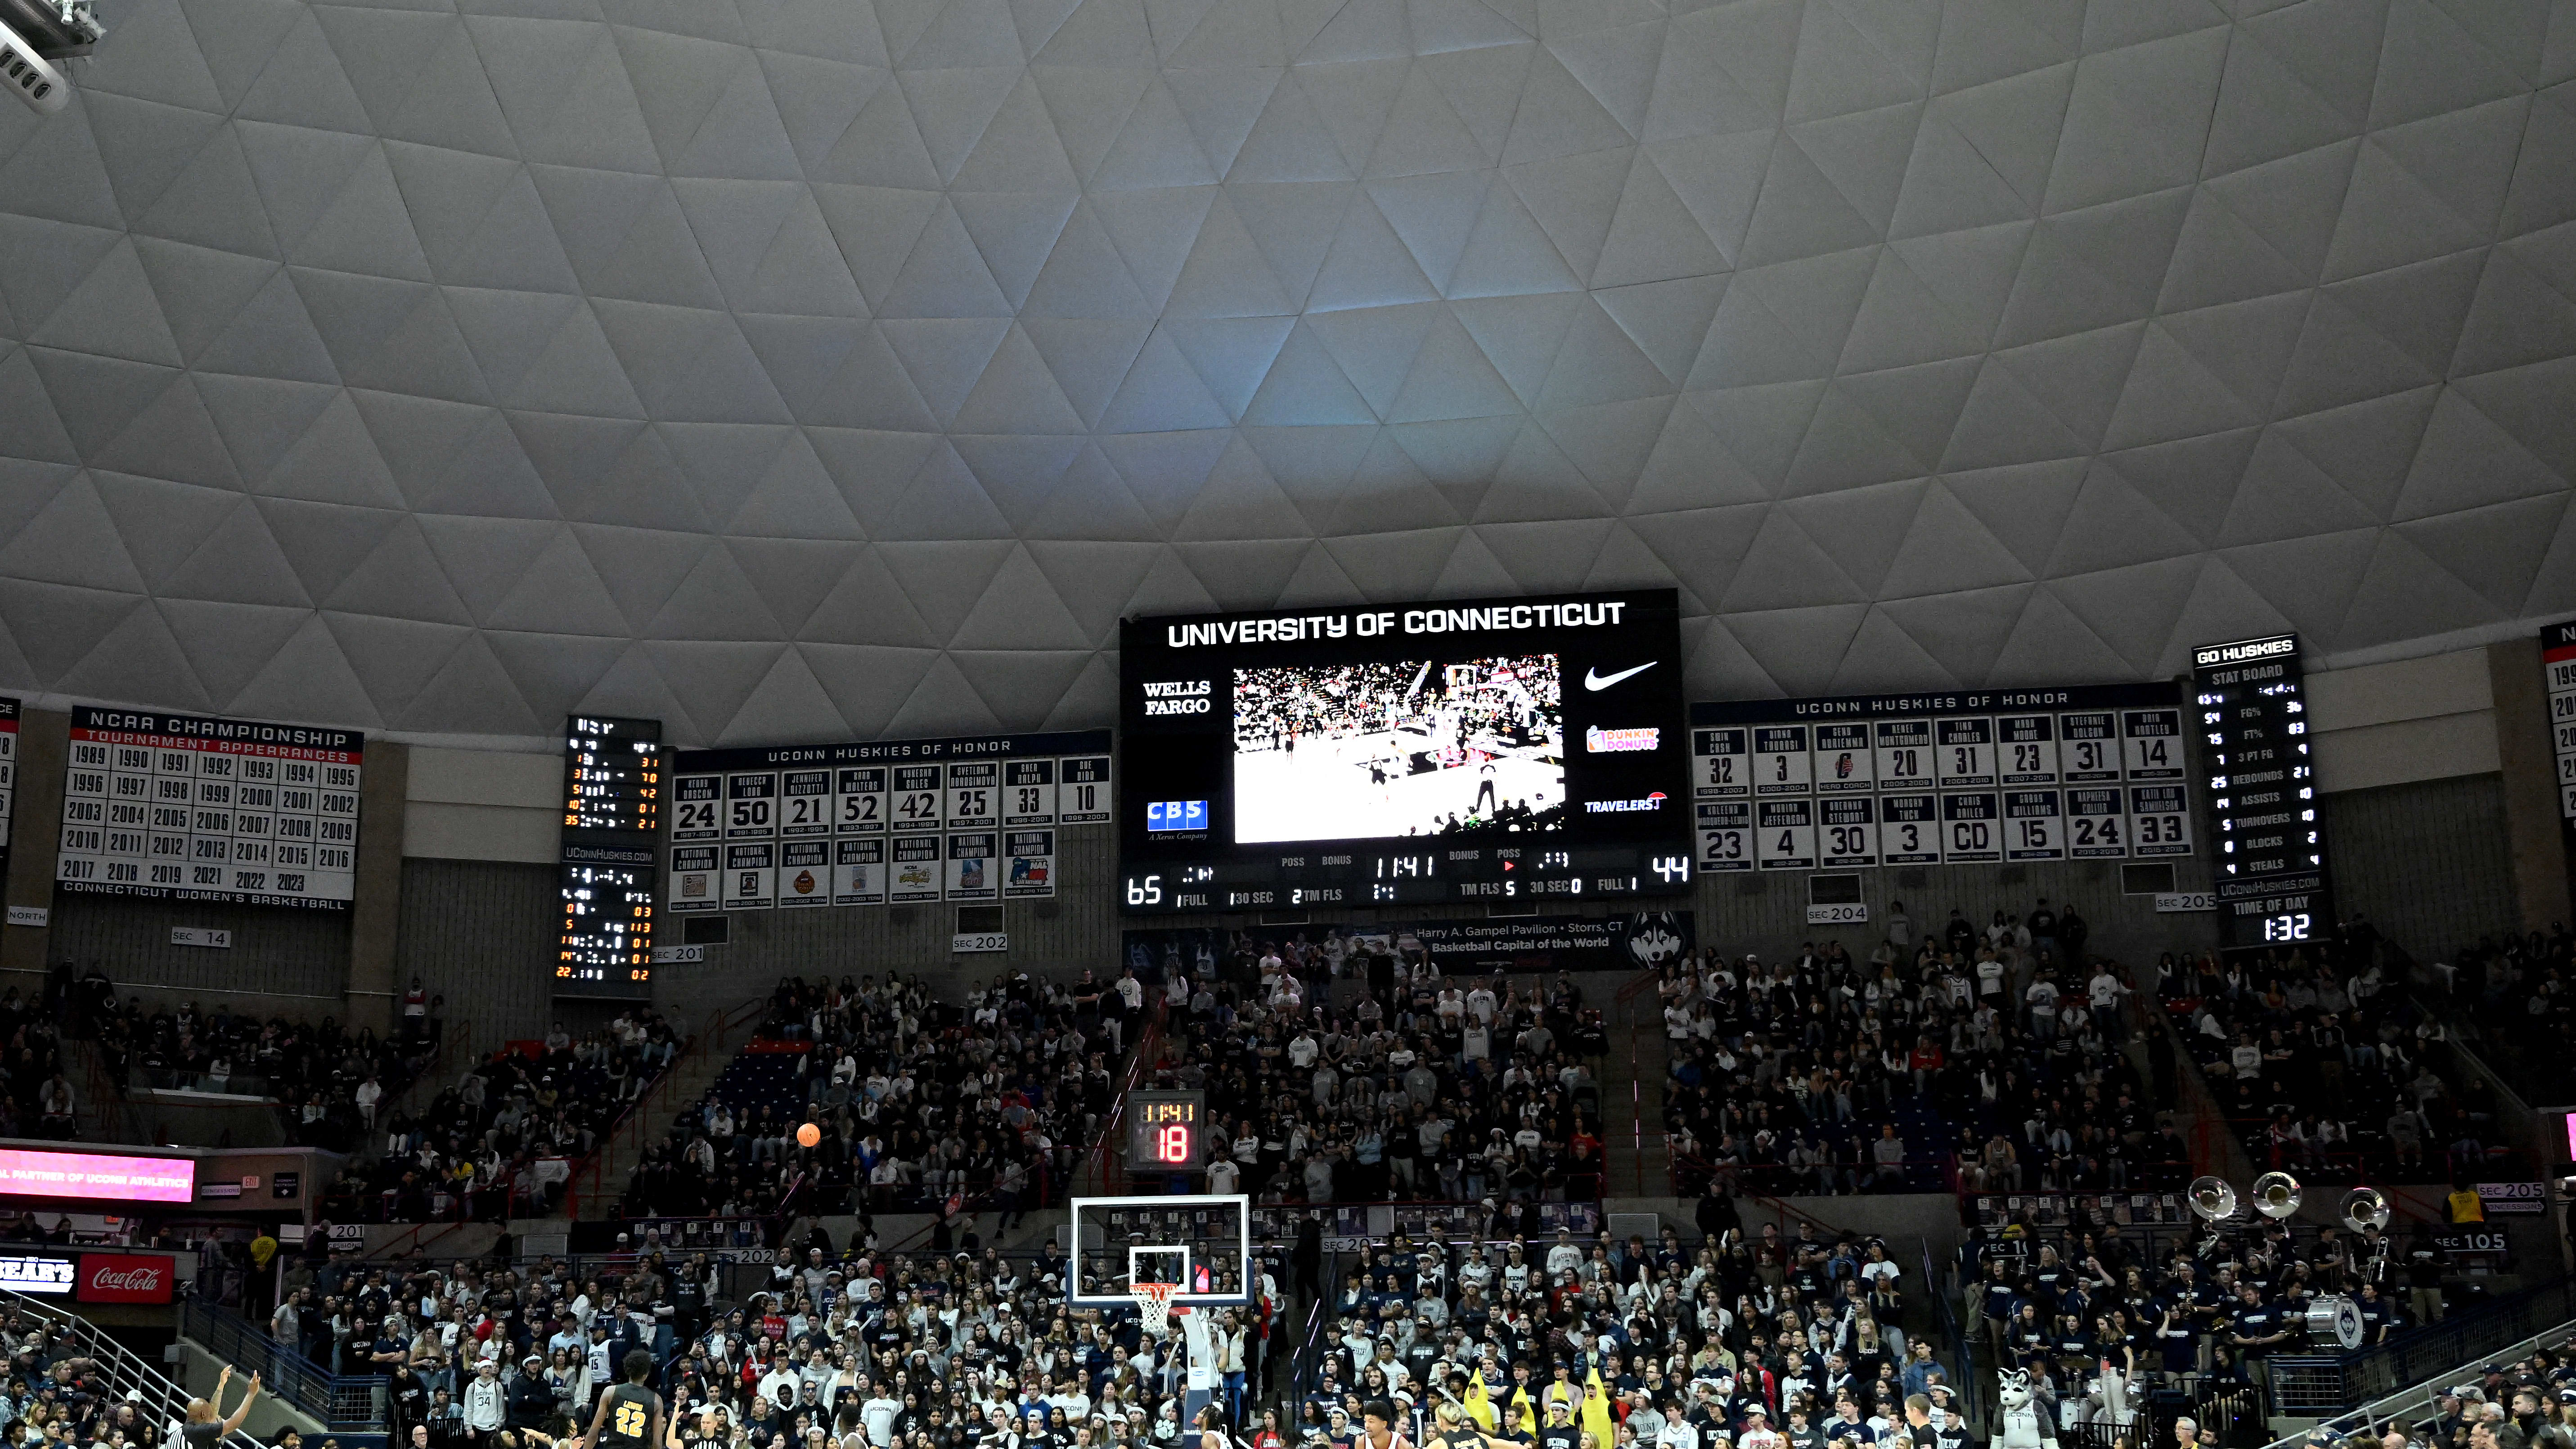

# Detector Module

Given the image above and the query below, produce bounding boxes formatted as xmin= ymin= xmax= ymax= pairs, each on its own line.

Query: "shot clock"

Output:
xmin=556 ymin=716 xmax=663 ymax=999
xmin=2191 ymin=634 xmax=2334 ymax=952
xmin=1125 ymin=1090 xmax=1205 ymax=1170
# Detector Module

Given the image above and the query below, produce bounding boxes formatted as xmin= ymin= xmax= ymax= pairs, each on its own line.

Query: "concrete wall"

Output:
xmin=1604 ymin=1194 xmax=1969 ymax=1266
xmin=402 ymin=747 xmax=563 ymax=864
xmin=2321 ymin=774 xmax=2525 ymax=960
xmin=2306 ymin=648 xmax=2502 ymax=792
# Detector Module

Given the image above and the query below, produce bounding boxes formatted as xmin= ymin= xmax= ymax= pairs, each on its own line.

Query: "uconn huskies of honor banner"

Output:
xmin=665 ymin=729 xmax=1102 ymax=913
xmin=1691 ymin=684 xmax=2192 ymax=874
xmin=58 ymin=706 xmax=361 ymax=910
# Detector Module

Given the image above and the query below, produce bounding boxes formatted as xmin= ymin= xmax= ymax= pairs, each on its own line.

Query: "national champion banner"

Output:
xmin=57 ymin=706 xmax=362 ymax=910
xmin=666 ymin=729 xmax=1104 ymax=913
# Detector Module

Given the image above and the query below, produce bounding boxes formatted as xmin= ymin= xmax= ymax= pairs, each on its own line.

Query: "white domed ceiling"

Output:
xmin=0 ymin=0 xmax=2571 ymax=747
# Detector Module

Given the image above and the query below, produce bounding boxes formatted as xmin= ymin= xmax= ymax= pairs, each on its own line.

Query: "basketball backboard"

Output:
xmin=1066 ymin=1194 xmax=1253 ymax=1309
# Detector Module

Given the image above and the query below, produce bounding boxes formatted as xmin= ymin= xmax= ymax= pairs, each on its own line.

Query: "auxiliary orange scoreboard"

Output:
xmin=1125 ymin=1090 xmax=1205 ymax=1170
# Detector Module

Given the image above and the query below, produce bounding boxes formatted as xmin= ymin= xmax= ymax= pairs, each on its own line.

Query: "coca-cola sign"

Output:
xmin=76 ymin=1254 xmax=171 ymax=1304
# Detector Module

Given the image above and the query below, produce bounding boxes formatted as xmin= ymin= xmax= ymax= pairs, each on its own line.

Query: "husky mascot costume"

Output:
xmin=1994 ymin=1370 xmax=2059 ymax=1449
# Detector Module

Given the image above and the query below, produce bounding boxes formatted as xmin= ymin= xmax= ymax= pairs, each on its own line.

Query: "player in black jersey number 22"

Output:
xmin=582 ymin=1351 xmax=665 ymax=1449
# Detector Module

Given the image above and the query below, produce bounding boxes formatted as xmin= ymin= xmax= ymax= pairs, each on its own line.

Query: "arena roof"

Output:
xmin=0 ymin=0 xmax=2570 ymax=747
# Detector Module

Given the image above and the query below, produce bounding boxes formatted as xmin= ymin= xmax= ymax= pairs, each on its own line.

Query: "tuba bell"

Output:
xmin=2253 ymin=1170 xmax=2304 ymax=1220
xmin=2340 ymin=1186 xmax=2390 ymax=1233
xmin=2188 ymin=1176 xmax=2239 ymax=1222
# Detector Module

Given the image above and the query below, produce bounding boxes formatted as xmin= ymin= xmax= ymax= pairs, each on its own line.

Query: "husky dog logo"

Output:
xmin=1626 ymin=913 xmax=1686 ymax=966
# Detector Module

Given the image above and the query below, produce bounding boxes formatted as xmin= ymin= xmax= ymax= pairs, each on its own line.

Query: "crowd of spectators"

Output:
xmin=2149 ymin=923 xmax=2497 ymax=1183
xmin=1297 ymin=1213 xmax=1971 ymax=1449
xmin=1657 ymin=900 xmax=2184 ymax=1198
xmin=323 ymin=1005 xmax=681 ymax=1223
xmin=0 ymin=1301 xmax=162 ymax=1449
xmin=2430 ymin=925 xmax=2576 ymax=1103
xmin=89 ymin=981 xmax=439 ymax=1155
xmin=620 ymin=974 xmax=1115 ymax=1221
xmin=2399 ymin=1354 xmax=2576 ymax=1449
xmin=264 ymin=1229 xmax=1276 ymax=1449
xmin=1959 ymin=1188 xmax=2468 ymax=1409
xmin=1145 ymin=933 xmax=1614 ymax=1206
xmin=0 ymin=983 xmax=85 ymax=1141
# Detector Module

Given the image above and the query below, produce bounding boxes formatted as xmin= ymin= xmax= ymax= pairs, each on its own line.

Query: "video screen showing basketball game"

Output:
xmin=1231 ymin=655 xmax=1565 ymax=842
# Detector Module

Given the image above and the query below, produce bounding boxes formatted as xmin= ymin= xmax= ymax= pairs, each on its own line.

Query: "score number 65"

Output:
xmin=1125 ymin=875 xmax=1162 ymax=905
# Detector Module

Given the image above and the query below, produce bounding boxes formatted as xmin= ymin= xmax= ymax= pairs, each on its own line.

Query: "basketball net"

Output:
xmin=1131 ymin=1280 xmax=1178 ymax=1337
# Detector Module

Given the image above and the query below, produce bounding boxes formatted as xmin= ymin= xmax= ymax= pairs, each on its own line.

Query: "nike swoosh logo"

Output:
xmin=1584 ymin=663 xmax=1656 ymax=691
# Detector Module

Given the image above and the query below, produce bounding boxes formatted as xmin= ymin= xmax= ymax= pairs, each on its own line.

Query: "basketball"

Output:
xmin=796 ymin=1123 xmax=820 ymax=1148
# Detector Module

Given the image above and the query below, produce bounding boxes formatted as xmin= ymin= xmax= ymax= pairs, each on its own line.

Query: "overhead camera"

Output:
xmin=0 ymin=0 xmax=103 ymax=116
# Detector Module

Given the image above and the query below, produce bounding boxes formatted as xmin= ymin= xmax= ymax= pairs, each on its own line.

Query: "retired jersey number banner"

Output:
xmin=58 ymin=706 xmax=360 ymax=910
xmin=0 ymin=698 xmax=16 ymax=903
xmin=2544 ymin=621 xmax=2575 ymax=830
xmin=1690 ymin=683 xmax=2192 ymax=874
xmin=668 ymin=729 xmax=1100 ymax=913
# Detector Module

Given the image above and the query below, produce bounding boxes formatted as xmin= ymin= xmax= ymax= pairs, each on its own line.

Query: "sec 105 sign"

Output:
xmin=1125 ymin=1089 xmax=1205 ymax=1170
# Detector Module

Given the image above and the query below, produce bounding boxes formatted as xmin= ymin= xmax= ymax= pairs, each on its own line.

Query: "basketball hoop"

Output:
xmin=1130 ymin=1280 xmax=1177 ymax=1336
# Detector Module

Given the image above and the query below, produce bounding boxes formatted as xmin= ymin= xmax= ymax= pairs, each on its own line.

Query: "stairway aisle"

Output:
xmin=1600 ymin=979 xmax=1671 ymax=1197
xmin=574 ymin=1049 xmax=733 ymax=1220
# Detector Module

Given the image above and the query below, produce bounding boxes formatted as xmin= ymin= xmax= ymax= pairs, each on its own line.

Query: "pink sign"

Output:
xmin=0 ymin=1149 xmax=193 ymax=1204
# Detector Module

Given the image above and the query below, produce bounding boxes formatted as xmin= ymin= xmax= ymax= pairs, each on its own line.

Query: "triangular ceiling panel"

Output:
xmin=0 ymin=0 xmax=2561 ymax=743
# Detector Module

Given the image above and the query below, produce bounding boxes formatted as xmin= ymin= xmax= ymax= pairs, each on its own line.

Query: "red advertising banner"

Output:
xmin=76 ymin=1253 xmax=172 ymax=1303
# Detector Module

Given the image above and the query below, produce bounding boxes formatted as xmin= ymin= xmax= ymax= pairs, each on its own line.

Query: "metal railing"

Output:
xmin=2264 ymin=1276 xmax=2576 ymax=1415
xmin=2260 ymin=1307 xmax=2576 ymax=1445
xmin=561 ymin=994 xmax=766 ymax=1221
xmin=1088 ymin=998 xmax=1169 ymax=1195
xmin=1921 ymin=1242 xmax=1982 ymax=1424
xmin=182 ymin=1293 xmax=390 ymax=1432
xmin=0 ymin=1285 xmax=260 ymax=1449
xmin=1286 ymin=1246 xmax=1349 ymax=1404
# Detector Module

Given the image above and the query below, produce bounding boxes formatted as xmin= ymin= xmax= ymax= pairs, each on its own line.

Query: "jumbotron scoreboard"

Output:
xmin=1117 ymin=590 xmax=1696 ymax=913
